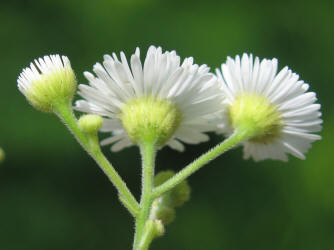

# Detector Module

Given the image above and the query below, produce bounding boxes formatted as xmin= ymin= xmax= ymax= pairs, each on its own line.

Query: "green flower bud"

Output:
xmin=152 ymin=219 xmax=164 ymax=237
xmin=144 ymin=219 xmax=164 ymax=238
xmin=17 ymin=55 xmax=76 ymax=113
xmin=151 ymin=170 xmax=191 ymax=225
xmin=154 ymin=170 xmax=191 ymax=208
xmin=78 ymin=114 xmax=104 ymax=134
xmin=155 ymin=205 xmax=176 ymax=225
xmin=154 ymin=170 xmax=175 ymax=186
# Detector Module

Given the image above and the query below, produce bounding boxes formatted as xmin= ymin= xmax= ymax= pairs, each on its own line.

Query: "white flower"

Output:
xmin=75 ymin=46 xmax=222 ymax=151
xmin=17 ymin=55 xmax=76 ymax=112
xmin=216 ymin=53 xmax=322 ymax=161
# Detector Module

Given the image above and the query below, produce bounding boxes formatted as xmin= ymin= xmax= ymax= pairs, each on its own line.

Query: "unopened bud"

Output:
xmin=78 ymin=114 xmax=103 ymax=134
xmin=154 ymin=170 xmax=191 ymax=208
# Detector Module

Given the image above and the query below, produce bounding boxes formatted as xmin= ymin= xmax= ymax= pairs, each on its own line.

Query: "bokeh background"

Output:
xmin=1 ymin=0 xmax=333 ymax=249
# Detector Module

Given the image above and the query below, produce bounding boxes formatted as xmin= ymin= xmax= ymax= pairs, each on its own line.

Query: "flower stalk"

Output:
xmin=133 ymin=140 xmax=157 ymax=249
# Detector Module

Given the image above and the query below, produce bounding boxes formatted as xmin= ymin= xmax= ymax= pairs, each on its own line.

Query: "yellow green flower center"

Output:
xmin=228 ymin=93 xmax=283 ymax=143
xmin=120 ymin=97 xmax=183 ymax=146
xmin=26 ymin=67 xmax=76 ymax=112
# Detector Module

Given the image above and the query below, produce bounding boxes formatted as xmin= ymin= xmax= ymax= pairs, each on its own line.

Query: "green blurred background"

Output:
xmin=1 ymin=0 xmax=333 ymax=249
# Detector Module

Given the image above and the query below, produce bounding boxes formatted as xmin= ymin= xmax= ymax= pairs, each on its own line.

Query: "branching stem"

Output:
xmin=152 ymin=130 xmax=251 ymax=199
xmin=54 ymin=100 xmax=139 ymax=216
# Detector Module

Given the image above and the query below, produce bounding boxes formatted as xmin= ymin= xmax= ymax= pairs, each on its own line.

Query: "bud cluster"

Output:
xmin=152 ymin=170 xmax=191 ymax=224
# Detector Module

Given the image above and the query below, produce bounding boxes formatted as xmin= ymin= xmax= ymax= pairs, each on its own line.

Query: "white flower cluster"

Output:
xmin=18 ymin=47 xmax=322 ymax=161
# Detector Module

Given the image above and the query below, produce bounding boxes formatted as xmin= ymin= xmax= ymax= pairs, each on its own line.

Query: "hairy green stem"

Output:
xmin=152 ymin=129 xmax=251 ymax=199
xmin=53 ymin=100 xmax=139 ymax=216
xmin=138 ymin=220 xmax=162 ymax=250
xmin=138 ymin=223 xmax=155 ymax=250
xmin=133 ymin=141 xmax=156 ymax=250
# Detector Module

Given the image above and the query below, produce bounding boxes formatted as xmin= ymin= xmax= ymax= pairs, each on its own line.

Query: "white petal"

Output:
xmin=167 ymin=139 xmax=185 ymax=152
xmin=111 ymin=138 xmax=133 ymax=151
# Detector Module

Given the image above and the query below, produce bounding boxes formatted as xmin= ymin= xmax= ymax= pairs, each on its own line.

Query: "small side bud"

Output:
xmin=154 ymin=170 xmax=175 ymax=186
xmin=155 ymin=206 xmax=176 ymax=225
xmin=153 ymin=220 xmax=165 ymax=237
xmin=171 ymin=179 xmax=191 ymax=207
xmin=17 ymin=55 xmax=76 ymax=113
xmin=78 ymin=114 xmax=104 ymax=134
xmin=152 ymin=170 xmax=191 ymax=225
xmin=154 ymin=170 xmax=191 ymax=208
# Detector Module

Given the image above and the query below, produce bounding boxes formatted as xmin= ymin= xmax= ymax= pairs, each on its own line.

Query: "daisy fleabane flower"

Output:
xmin=216 ymin=53 xmax=322 ymax=161
xmin=17 ymin=55 xmax=76 ymax=112
xmin=75 ymin=46 xmax=222 ymax=151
